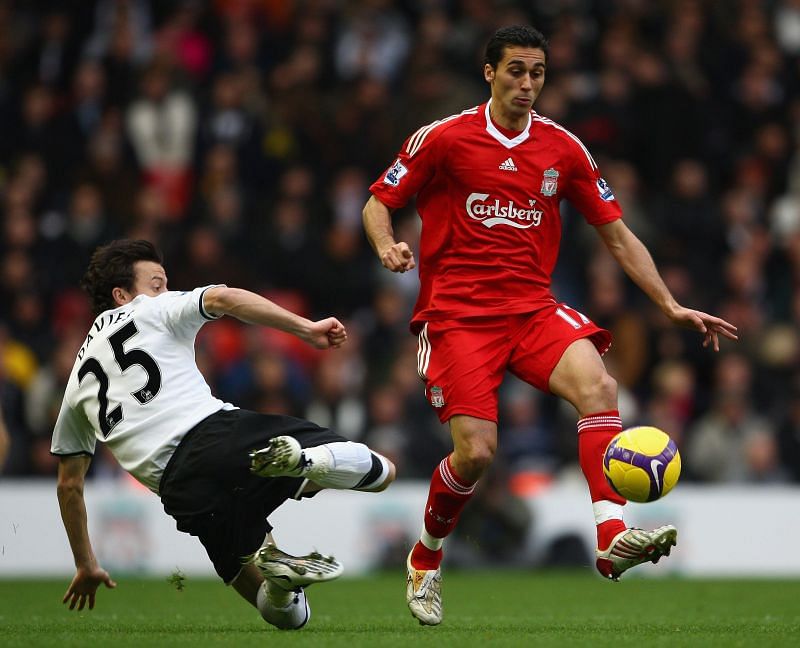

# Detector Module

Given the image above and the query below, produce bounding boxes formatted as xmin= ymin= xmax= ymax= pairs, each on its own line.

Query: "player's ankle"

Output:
xmin=410 ymin=541 xmax=443 ymax=570
xmin=596 ymin=518 xmax=626 ymax=551
xmin=258 ymin=580 xmax=293 ymax=611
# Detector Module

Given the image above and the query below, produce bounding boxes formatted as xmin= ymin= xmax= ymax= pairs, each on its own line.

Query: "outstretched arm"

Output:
xmin=202 ymin=287 xmax=347 ymax=349
xmin=362 ymin=195 xmax=416 ymax=273
xmin=57 ymin=455 xmax=117 ymax=610
xmin=596 ymin=219 xmax=738 ymax=351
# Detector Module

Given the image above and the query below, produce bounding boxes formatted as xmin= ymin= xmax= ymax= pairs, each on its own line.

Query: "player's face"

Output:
xmin=484 ymin=46 xmax=546 ymax=129
xmin=130 ymin=261 xmax=168 ymax=298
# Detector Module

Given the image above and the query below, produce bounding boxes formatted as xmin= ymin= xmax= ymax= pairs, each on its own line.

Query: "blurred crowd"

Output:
xmin=0 ymin=0 xmax=799 ymax=494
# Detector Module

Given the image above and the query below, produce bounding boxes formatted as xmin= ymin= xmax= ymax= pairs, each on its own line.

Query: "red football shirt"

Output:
xmin=369 ymin=100 xmax=622 ymax=332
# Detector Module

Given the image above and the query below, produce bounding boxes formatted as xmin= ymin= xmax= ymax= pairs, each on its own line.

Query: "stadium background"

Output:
xmin=1 ymin=0 xmax=799 ymax=577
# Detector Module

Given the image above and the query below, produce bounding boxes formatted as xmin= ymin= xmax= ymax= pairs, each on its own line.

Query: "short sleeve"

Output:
xmin=369 ymin=123 xmax=442 ymax=208
xmin=561 ymin=138 xmax=622 ymax=227
xmin=50 ymin=397 xmax=96 ymax=457
xmin=159 ymin=285 xmax=224 ymax=339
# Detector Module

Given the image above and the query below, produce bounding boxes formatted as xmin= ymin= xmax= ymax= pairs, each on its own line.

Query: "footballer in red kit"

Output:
xmin=363 ymin=25 xmax=738 ymax=626
xmin=370 ymin=101 xmax=622 ymax=328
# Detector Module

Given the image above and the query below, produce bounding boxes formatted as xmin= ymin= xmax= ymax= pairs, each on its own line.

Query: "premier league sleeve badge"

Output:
xmin=384 ymin=159 xmax=408 ymax=186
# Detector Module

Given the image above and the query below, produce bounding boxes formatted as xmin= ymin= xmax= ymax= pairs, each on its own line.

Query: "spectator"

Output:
xmin=0 ymin=2 xmax=794 ymax=493
xmin=685 ymin=353 xmax=779 ymax=481
xmin=334 ymin=5 xmax=411 ymax=83
xmin=0 ymin=403 xmax=9 ymax=472
xmin=126 ymin=62 xmax=196 ymax=217
xmin=48 ymin=182 xmax=117 ymax=290
xmin=12 ymin=9 xmax=81 ymax=93
xmin=777 ymin=377 xmax=800 ymax=482
xmin=84 ymin=0 xmax=153 ymax=66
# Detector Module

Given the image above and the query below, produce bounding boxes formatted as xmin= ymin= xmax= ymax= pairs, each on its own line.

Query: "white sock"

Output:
xmin=420 ymin=527 xmax=443 ymax=551
xmin=303 ymin=442 xmax=373 ymax=489
xmin=260 ymin=579 xmax=292 ymax=608
xmin=592 ymin=500 xmax=624 ymax=525
xmin=257 ymin=581 xmax=310 ymax=630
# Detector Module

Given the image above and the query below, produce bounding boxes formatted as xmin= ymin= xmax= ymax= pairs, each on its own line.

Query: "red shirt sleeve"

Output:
xmin=561 ymin=138 xmax=622 ymax=226
xmin=369 ymin=124 xmax=441 ymax=208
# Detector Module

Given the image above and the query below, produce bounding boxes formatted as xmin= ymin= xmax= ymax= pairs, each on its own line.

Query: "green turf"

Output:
xmin=1 ymin=571 xmax=798 ymax=647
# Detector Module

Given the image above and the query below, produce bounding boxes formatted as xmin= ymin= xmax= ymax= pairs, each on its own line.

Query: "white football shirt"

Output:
xmin=51 ymin=286 xmax=235 ymax=493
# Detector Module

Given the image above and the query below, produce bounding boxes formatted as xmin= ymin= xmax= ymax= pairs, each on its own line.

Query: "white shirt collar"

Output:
xmin=484 ymin=99 xmax=531 ymax=149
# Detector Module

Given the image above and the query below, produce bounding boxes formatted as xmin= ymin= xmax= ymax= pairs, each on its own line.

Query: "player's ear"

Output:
xmin=112 ymin=286 xmax=129 ymax=306
xmin=484 ymin=64 xmax=495 ymax=83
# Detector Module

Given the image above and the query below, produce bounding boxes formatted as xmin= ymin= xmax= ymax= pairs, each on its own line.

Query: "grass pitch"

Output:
xmin=1 ymin=571 xmax=798 ymax=647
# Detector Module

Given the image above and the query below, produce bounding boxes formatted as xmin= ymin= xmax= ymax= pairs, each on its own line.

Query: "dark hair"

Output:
xmin=484 ymin=25 xmax=549 ymax=68
xmin=81 ymin=239 xmax=163 ymax=315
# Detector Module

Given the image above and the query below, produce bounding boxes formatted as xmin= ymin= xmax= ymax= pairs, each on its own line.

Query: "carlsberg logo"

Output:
xmin=466 ymin=193 xmax=543 ymax=229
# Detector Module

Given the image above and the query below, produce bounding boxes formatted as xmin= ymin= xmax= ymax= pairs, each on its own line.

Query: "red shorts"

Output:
xmin=415 ymin=304 xmax=611 ymax=424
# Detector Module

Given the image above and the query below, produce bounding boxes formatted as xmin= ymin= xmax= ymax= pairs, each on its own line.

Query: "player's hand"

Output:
xmin=380 ymin=242 xmax=416 ymax=273
xmin=62 ymin=565 xmax=117 ymax=611
xmin=306 ymin=317 xmax=348 ymax=349
xmin=666 ymin=306 xmax=738 ymax=352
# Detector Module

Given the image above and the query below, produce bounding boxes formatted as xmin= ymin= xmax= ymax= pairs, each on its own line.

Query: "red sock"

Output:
xmin=577 ymin=410 xmax=626 ymax=548
xmin=597 ymin=519 xmax=627 ymax=550
xmin=409 ymin=542 xmax=442 ymax=570
xmin=410 ymin=455 xmax=476 ymax=570
xmin=578 ymin=410 xmax=625 ymax=503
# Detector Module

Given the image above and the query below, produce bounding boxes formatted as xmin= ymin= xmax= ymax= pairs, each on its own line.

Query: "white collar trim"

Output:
xmin=484 ymin=99 xmax=531 ymax=149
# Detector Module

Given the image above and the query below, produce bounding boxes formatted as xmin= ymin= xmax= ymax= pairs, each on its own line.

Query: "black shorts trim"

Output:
xmin=159 ymin=408 xmax=346 ymax=583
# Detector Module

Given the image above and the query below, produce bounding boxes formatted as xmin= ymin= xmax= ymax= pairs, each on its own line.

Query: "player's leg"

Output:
xmin=406 ymin=319 xmax=508 ymax=625
xmin=411 ymin=414 xmax=495 ymax=570
xmin=232 ymin=560 xmax=313 ymax=630
xmin=548 ymin=337 xmax=627 ymax=539
xmin=251 ymin=436 xmax=396 ymax=491
xmin=548 ymin=337 xmax=677 ymax=579
xmin=169 ymin=511 xmax=337 ymax=630
xmin=245 ymin=408 xmax=396 ymax=492
xmin=509 ymin=307 xmax=624 ymax=546
xmin=405 ymin=414 xmax=495 ymax=626
xmin=158 ymin=413 xmax=341 ymax=630
xmin=508 ymin=305 xmax=676 ymax=579
xmin=162 ymin=511 xmax=321 ymax=630
xmin=231 ymin=564 xmax=307 ymax=629
xmin=222 ymin=521 xmax=343 ymax=630
xmin=232 ymin=532 xmax=343 ymax=630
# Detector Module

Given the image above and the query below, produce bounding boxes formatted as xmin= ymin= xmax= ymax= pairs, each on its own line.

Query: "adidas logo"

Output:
xmin=498 ymin=157 xmax=517 ymax=172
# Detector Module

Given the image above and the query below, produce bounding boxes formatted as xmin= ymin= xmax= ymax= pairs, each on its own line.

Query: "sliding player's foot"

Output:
xmin=251 ymin=544 xmax=343 ymax=590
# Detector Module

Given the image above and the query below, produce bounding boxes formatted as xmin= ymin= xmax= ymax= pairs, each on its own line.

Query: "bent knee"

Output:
xmin=370 ymin=458 xmax=396 ymax=492
xmin=353 ymin=451 xmax=395 ymax=492
xmin=593 ymin=372 xmax=618 ymax=403
xmin=453 ymin=443 xmax=495 ymax=480
xmin=572 ymin=372 xmax=618 ymax=413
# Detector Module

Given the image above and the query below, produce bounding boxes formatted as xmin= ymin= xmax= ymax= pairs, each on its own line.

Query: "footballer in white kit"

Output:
xmin=51 ymin=239 xmax=395 ymax=629
xmin=52 ymin=285 xmax=237 ymax=493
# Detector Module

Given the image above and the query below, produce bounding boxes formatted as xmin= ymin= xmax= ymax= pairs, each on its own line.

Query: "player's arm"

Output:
xmin=57 ymin=454 xmax=117 ymax=610
xmin=596 ymin=219 xmax=738 ymax=351
xmin=362 ymin=195 xmax=416 ymax=273
xmin=202 ymin=287 xmax=347 ymax=349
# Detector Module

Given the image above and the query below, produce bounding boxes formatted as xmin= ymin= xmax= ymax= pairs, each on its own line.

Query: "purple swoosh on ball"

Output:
xmin=606 ymin=437 xmax=677 ymax=501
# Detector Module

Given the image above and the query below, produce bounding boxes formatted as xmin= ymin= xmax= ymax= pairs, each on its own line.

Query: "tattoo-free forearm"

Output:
xmin=57 ymin=482 xmax=98 ymax=569
xmin=362 ymin=195 xmax=396 ymax=257
xmin=599 ymin=221 xmax=679 ymax=316
xmin=204 ymin=288 xmax=312 ymax=336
